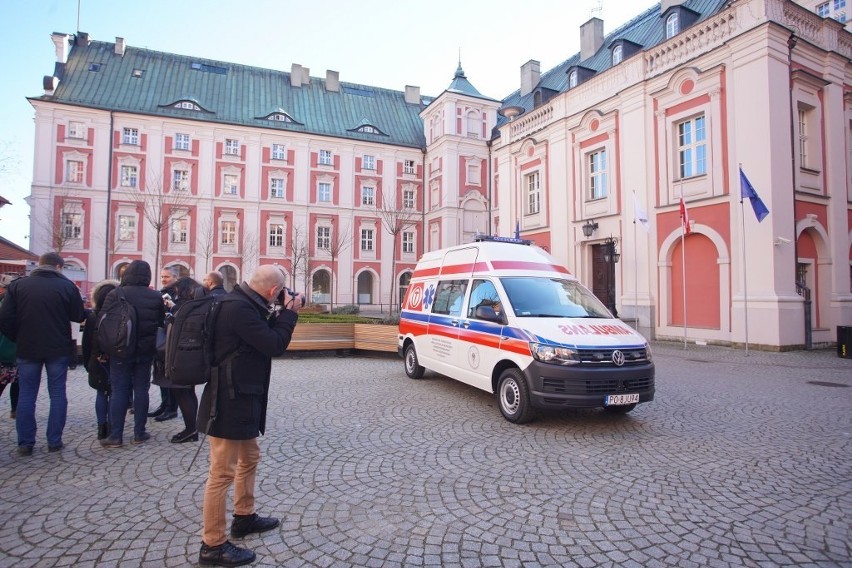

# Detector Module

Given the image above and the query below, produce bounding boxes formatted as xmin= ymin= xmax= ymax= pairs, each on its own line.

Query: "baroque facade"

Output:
xmin=27 ymin=0 xmax=852 ymax=349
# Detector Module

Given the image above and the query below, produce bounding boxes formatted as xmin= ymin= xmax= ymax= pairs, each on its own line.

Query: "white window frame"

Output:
xmin=120 ymin=164 xmax=138 ymax=188
xmin=268 ymin=222 xmax=285 ymax=248
xmin=798 ymin=108 xmax=809 ymax=169
xmin=223 ymin=173 xmax=239 ymax=196
xmin=122 ymin=127 xmax=139 ymax=145
xmin=588 ymin=149 xmax=608 ymax=200
xmin=316 ymin=226 xmax=330 ymax=250
xmin=220 ymin=220 xmax=236 ymax=246
xmin=171 ymin=216 xmax=189 ymax=244
xmin=817 ymin=1 xmax=830 ymax=16
xmin=68 ymin=121 xmax=85 ymax=139
xmin=271 ymin=143 xmax=286 ymax=161
xmin=270 ymin=177 xmax=285 ymax=199
xmin=61 ymin=210 xmax=82 ymax=239
xmin=318 ymin=181 xmax=332 ymax=203
xmin=466 ymin=160 xmax=480 ymax=185
xmin=65 ymin=159 xmax=85 ymax=184
xmin=402 ymin=231 xmax=415 ymax=254
xmin=676 ymin=115 xmax=707 ymax=179
xmin=174 ymin=133 xmax=190 ymax=151
xmin=612 ymin=45 xmax=623 ymax=65
xmin=319 ymin=149 xmax=333 ymax=166
xmin=361 ymin=185 xmax=375 ymax=206
xmin=360 ymin=228 xmax=374 ymax=252
xmin=526 ymin=172 xmax=541 ymax=215
xmin=173 ymin=168 xmax=190 ymax=192
xmin=118 ymin=214 xmax=136 ymax=241
xmin=568 ymin=70 xmax=578 ymax=88
xmin=403 ymin=187 xmax=416 ymax=209
xmin=666 ymin=13 xmax=679 ymax=38
xmin=466 ymin=111 xmax=480 ymax=139
xmin=363 ymin=155 xmax=375 ymax=171
xmin=403 ymin=160 xmax=416 ymax=175
xmin=224 ymin=138 xmax=240 ymax=156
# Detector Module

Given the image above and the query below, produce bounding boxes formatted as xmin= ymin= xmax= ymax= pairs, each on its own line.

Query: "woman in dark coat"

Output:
xmin=81 ymin=279 xmax=119 ymax=439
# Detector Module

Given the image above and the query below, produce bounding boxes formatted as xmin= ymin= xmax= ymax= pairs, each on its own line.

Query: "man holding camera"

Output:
xmin=197 ymin=265 xmax=302 ymax=567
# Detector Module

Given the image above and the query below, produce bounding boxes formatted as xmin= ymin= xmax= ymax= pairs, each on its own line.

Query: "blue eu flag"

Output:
xmin=739 ymin=167 xmax=769 ymax=222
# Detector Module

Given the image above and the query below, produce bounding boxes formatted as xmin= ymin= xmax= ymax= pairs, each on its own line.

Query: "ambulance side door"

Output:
xmin=423 ymin=278 xmax=469 ymax=378
xmin=456 ymin=278 xmax=506 ymax=392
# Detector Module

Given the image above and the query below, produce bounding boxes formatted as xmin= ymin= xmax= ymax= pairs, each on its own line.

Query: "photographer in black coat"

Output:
xmin=197 ymin=265 xmax=301 ymax=567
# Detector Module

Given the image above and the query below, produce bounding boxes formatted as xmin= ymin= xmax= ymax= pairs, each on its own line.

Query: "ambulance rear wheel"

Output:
xmin=497 ymin=368 xmax=534 ymax=424
xmin=404 ymin=343 xmax=425 ymax=379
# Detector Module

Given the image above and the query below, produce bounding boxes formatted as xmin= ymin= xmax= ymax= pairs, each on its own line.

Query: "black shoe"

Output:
xmin=17 ymin=445 xmax=33 ymax=456
xmin=230 ymin=513 xmax=280 ymax=538
xmin=97 ymin=423 xmax=109 ymax=440
xmin=170 ymin=430 xmax=198 ymax=443
xmin=100 ymin=437 xmax=123 ymax=448
xmin=199 ymin=541 xmax=256 ymax=567
xmin=48 ymin=443 xmax=63 ymax=452
xmin=131 ymin=432 xmax=151 ymax=445
xmin=154 ymin=410 xmax=178 ymax=422
xmin=147 ymin=405 xmax=165 ymax=418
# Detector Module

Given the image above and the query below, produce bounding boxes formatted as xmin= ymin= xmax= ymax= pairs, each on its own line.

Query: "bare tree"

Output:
xmin=197 ymin=216 xmax=216 ymax=274
xmin=290 ymin=223 xmax=309 ymax=294
xmin=239 ymin=231 xmax=259 ymax=275
xmin=129 ymin=174 xmax=194 ymax=276
xmin=32 ymin=188 xmax=81 ymax=254
xmin=376 ymin=188 xmax=419 ymax=313
xmin=321 ymin=222 xmax=351 ymax=312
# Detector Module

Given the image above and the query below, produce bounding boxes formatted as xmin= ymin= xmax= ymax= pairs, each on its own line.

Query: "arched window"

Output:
xmin=398 ymin=272 xmax=412 ymax=312
xmin=612 ymin=45 xmax=623 ymax=65
xmin=666 ymin=13 xmax=679 ymax=38
xmin=568 ymin=70 xmax=578 ymax=88
xmin=312 ymin=270 xmax=331 ymax=304
xmin=357 ymin=271 xmax=373 ymax=304
xmin=219 ymin=265 xmax=237 ymax=292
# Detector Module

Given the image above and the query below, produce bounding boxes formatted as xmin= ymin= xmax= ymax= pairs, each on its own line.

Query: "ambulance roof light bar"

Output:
xmin=473 ymin=234 xmax=533 ymax=246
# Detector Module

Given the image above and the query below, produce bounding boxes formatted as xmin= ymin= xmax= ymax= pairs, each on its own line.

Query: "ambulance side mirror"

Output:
xmin=474 ymin=305 xmax=505 ymax=325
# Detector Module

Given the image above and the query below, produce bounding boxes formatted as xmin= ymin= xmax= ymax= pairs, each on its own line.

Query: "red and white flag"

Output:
xmin=679 ymin=197 xmax=691 ymax=235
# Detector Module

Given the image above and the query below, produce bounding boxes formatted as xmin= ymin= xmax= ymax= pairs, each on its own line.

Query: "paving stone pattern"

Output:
xmin=0 ymin=342 xmax=850 ymax=567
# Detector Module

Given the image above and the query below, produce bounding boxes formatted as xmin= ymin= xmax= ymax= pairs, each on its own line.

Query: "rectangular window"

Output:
xmin=431 ymin=280 xmax=468 ymax=316
xmin=271 ymin=143 xmax=286 ymax=160
xmin=526 ymin=172 xmax=540 ymax=214
xmin=319 ymin=149 xmax=333 ymax=166
xmin=318 ymin=182 xmax=331 ymax=202
xmin=361 ymin=228 xmax=374 ymax=251
xmin=68 ymin=121 xmax=85 ymax=139
xmin=316 ymin=226 xmax=330 ymax=249
xmin=118 ymin=215 xmax=136 ymax=241
xmin=403 ymin=188 xmax=416 ymax=209
xmin=818 ymin=2 xmax=830 ymax=16
xmin=173 ymin=169 xmax=189 ymax=191
xmin=223 ymin=174 xmax=238 ymax=195
xmin=403 ymin=159 xmax=416 ymax=174
xmin=677 ymin=116 xmax=706 ymax=178
xmin=225 ymin=139 xmax=240 ymax=155
xmin=402 ymin=231 xmax=414 ymax=254
xmin=588 ymin=150 xmax=608 ymax=200
xmin=467 ymin=162 xmax=480 ymax=184
xmin=66 ymin=160 xmax=84 ymax=184
xmin=221 ymin=221 xmax=236 ymax=245
xmin=270 ymin=178 xmax=285 ymax=198
xmin=834 ymin=0 xmax=845 ymax=10
xmin=363 ymin=155 xmax=375 ymax=170
xmin=361 ymin=186 xmax=374 ymax=206
xmin=174 ymin=133 xmax=190 ymax=151
xmin=798 ymin=109 xmax=808 ymax=169
xmin=62 ymin=212 xmax=82 ymax=239
xmin=171 ymin=217 xmax=188 ymax=243
xmin=122 ymin=127 xmax=139 ymax=145
xmin=120 ymin=165 xmax=138 ymax=188
xmin=268 ymin=223 xmax=284 ymax=247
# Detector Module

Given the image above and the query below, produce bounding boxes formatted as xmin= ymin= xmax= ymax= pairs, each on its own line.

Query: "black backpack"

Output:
xmin=96 ymin=288 xmax=137 ymax=359
xmin=165 ymin=294 xmax=237 ymax=386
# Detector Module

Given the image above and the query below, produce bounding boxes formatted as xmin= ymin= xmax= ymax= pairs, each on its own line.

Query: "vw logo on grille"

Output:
xmin=611 ymin=350 xmax=625 ymax=366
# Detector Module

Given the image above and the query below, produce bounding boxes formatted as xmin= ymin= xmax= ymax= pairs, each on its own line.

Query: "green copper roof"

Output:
xmin=38 ymin=40 xmax=428 ymax=149
xmin=444 ymin=62 xmax=498 ymax=102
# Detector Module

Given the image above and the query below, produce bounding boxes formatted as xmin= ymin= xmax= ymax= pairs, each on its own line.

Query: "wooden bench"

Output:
xmin=353 ymin=324 xmax=399 ymax=353
xmin=288 ymin=323 xmax=354 ymax=351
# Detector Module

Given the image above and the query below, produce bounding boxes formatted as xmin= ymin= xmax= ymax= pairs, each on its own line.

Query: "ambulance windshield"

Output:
xmin=500 ymin=277 xmax=612 ymax=318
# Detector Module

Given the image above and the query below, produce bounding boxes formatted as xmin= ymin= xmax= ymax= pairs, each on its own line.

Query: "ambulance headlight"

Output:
xmin=530 ymin=343 xmax=581 ymax=365
xmin=644 ymin=342 xmax=653 ymax=362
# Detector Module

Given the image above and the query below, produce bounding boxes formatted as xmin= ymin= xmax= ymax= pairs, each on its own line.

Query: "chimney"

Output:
xmin=326 ymin=70 xmax=339 ymax=92
xmin=580 ymin=17 xmax=604 ymax=61
xmin=51 ymin=32 xmax=73 ymax=64
xmin=290 ymin=63 xmax=302 ymax=87
xmin=115 ymin=37 xmax=125 ymax=56
xmin=404 ymin=85 xmax=420 ymax=104
xmin=661 ymin=0 xmax=680 ymax=12
xmin=520 ymin=60 xmax=540 ymax=97
xmin=75 ymin=31 xmax=89 ymax=47
xmin=301 ymin=66 xmax=310 ymax=85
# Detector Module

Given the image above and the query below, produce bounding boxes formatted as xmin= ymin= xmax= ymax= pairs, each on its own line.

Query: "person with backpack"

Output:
xmin=155 ymin=275 xmax=207 ymax=443
xmin=81 ymin=279 xmax=119 ymax=440
xmin=0 ymin=252 xmax=87 ymax=456
xmin=196 ymin=265 xmax=302 ymax=567
xmin=99 ymin=260 xmax=165 ymax=448
xmin=0 ymin=278 xmax=20 ymax=420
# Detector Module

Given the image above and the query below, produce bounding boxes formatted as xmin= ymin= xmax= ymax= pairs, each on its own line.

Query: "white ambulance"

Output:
xmin=398 ymin=236 xmax=654 ymax=423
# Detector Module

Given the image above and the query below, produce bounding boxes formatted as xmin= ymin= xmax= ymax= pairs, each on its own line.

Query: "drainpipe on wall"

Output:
xmin=486 ymin=139 xmax=493 ymax=236
xmin=421 ymin=147 xmax=427 ymax=252
xmin=104 ymin=111 xmax=114 ymax=279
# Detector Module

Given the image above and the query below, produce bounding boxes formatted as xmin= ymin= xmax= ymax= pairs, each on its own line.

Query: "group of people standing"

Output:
xmin=0 ymin=252 xmax=304 ymax=567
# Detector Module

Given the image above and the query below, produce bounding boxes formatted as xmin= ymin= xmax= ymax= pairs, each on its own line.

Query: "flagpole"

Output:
xmin=739 ymin=164 xmax=750 ymax=356
xmin=634 ymin=200 xmax=639 ymax=332
xmin=680 ymin=183 xmax=687 ymax=349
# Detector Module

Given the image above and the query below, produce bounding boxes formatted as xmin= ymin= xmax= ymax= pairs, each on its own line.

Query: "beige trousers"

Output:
xmin=202 ymin=435 xmax=260 ymax=546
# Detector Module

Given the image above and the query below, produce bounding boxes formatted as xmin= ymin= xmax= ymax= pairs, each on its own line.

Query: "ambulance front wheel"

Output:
xmin=497 ymin=368 xmax=535 ymax=424
xmin=404 ymin=343 xmax=425 ymax=379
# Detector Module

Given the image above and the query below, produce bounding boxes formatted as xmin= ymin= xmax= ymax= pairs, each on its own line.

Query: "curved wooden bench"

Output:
xmin=353 ymin=324 xmax=399 ymax=353
xmin=288 ymin=323 xmax=354 ymax=351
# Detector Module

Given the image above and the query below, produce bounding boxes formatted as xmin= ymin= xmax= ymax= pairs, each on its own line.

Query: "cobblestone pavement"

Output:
xmin=0 ymin=342 xmax=850 ymax=567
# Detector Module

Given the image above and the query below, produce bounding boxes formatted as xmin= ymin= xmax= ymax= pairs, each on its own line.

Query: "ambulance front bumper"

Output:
xmin=523 ymin=361 xmax=655 ymax=409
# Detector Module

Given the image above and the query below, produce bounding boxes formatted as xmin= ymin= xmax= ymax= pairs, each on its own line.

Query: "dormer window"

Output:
xmin=359 ymin=125 xmax=378 ymax=134
xmin=666 ymin=12 xmax=680 ymax=38
xmin=268 ymin=113 xmax=293 ymax=123
xmin=612 ymin=45 xmax=623 ymax=65
xmin=131 ymin=69 xmax=144 ymax=79
xmin=569 ymin=70 xmax=578 ymax=88
xmin=175 ymin=101 xmax=200 ymax=111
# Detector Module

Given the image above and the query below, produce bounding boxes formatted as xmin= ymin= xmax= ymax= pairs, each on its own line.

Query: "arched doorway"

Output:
xmin=670 ymin=233 xmax=720 ymax=329
xmin=357 ymin=271 xmax=373 ymax=305
xmin=164 ymin=263 xmax=190 ymax=278
xmin=312 ymin=270 xmax=331 ymax=304
xmin=219 ymin=265 xmax=237 ymax=292
xmin=398 ymin=272 xmax=412 ymax=311
xmin=114 ymin=261 xmax=130 ymax=280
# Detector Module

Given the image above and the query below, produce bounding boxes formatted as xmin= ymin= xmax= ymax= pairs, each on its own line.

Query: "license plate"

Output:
xmin=604 ymin=393 xmax=639 ymax=406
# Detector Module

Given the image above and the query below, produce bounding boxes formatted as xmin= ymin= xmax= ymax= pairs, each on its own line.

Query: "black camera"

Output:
xmin=278 ymin=286 xmax=305 ymax=307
